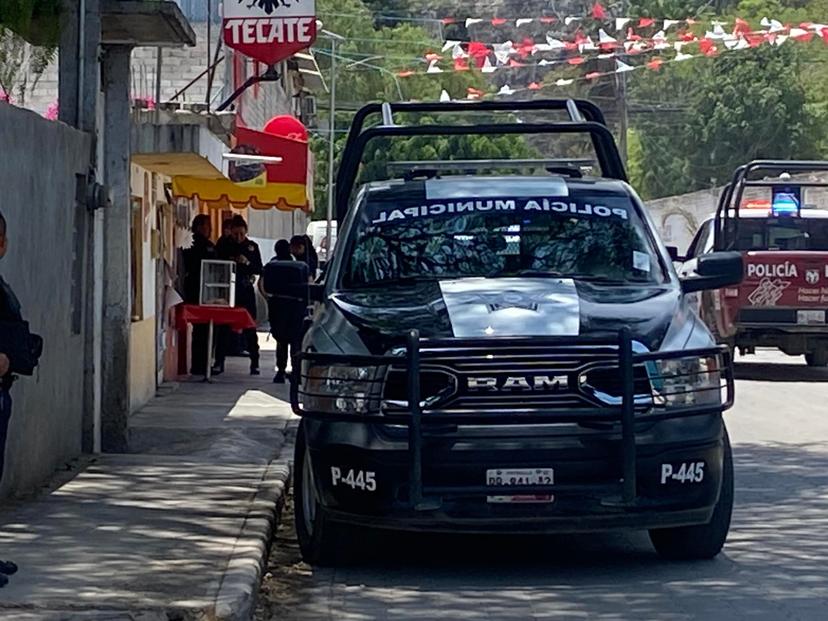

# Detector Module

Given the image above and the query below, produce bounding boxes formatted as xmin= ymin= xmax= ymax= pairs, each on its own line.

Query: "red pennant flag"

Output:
xmin=734 ymin=17 xmax=751 ymax=36
xmin=626 ymin=28 xmax=642 ymax=41
xmin=574 ymin=30 xmax=589 ymax=45
xmin=425 ymin=53 xmax=442 ymax=62
xmin=508 ymin=58 xmax=527 ymax=67
xmin=467 ymin=87 xmax=485 ymax=99
xmin=639 ymin=18 xmax=655 ymax=28
xmin=699 ymin=38 xmax=716 ymax=55
xmin=517 ymin=38 xmax=536 ymax=58
xmin=467 ymin=41 xmax=490 ymax=67
xmin=586 ymin=71 xmax=602 ymax=80
xmin=567 ymin=56 xmax=586 ymax=65
xmin=746 ymin=33 xmax=765 ymax=47
xmin=792 ymin=30 xmax=814 ymax=42
xmin=646 ymin=58 xmax=664 ymax=71
xmin=397 ymin=70 xmax=415 ymax=78
xmin=678 ymin=31 xmax=697 ymax=42
xmin=528 ymin=82 xmax=542 ymax=90
xmin=453 ymin=58 xmax=469 ymax=71
xmin=540 ymin=16 xmax=557 ymax=24
xmin=491 ymin=18 xmax=507 ymax=26
xmin=441 ymin=18 xmax=456 ymax=25
xmin=821 ymin=28 xmax=828 ymax=43
xmin=564 ymin=41 xmax=580 ymax=51
xmin=592 ymin=2 xmax=607 ymax=20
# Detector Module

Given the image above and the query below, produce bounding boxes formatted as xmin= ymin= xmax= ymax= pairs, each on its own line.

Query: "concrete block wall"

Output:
xmin=0 ymin=102 xmax=91 ymax=497
xmin=23 ymin=23 xmax=225 ymax=115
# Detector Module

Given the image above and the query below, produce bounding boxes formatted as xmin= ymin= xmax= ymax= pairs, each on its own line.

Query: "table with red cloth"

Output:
xmin=176 ymin=304 xmax=257 ymax=380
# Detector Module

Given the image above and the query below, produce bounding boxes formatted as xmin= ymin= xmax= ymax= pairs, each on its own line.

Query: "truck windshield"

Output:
xmin=343 ymin=190 xmax=666 ymax=288
xmin=733 ymin=218 xmax=828 ymax=251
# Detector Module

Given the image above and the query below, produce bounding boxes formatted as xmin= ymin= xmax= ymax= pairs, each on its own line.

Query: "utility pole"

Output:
xmin=615 ymin=0 xmax=630 ymax=165
xmin=323 ymin=30 xmax=345 ymax=255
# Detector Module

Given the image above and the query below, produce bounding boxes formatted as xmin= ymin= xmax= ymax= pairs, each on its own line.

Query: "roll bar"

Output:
xmin=334 ymin=99 xmax=627 ymax=223
xmin=714 ymin=160 xmax=828 ymax=250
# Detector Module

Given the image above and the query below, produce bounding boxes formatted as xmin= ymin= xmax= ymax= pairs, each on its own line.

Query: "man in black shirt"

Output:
xmin=0 ymin=210 xmax=20 ymax=587
xmin=215 ymin=217 xmax=235 ymax=259
xmin=216 ymin=216 xmax=263 ymax=375
xmin=260 ymin=240 xmax=308 ymax=383
xmin=183 ymin=215 xmax=216 ymax=375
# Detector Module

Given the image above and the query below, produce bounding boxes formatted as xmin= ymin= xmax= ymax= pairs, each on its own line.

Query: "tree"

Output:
xmin=311 ymin=0 xmax=537 ymax=218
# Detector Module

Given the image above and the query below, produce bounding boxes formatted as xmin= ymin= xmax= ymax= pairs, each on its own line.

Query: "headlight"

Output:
xmin=650 ymin=355 xmax=722 ymax=409
xmin=302 ymin=364 xmax=386 ymax=415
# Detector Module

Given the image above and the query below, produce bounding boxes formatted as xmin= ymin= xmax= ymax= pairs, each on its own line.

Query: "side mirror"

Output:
xmin=309 ymin=283 xmax=325 ymax=303
xmin=666 ymin=246 xmax=683 ymax=262
xmin=680 ymin=251 xmax=743 ymax=293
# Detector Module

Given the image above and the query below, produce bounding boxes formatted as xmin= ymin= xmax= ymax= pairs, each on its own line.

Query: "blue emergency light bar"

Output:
xmin=771 ymin=186 xmax=801 ymax=217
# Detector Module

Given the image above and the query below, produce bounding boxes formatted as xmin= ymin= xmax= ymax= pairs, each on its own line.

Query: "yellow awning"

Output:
xmin=171 ymin=176 xmax=308 ymax=211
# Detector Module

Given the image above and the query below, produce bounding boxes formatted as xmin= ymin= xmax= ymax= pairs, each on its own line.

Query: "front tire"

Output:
xmin=294 ymin=422 xmax=342 ymax=566
xmin=649 ymin=429 xmax=734 ymax=560
xmin=805 ymin=349 xmax=828 ymax=367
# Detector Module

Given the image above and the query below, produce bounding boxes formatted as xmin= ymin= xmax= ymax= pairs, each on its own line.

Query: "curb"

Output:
xmin=213 ymin=447 xmax=295 ymax=621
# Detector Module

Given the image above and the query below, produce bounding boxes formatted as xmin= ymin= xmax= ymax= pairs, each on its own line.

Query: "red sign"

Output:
xmin=223 ymin=0 xmax=317 ymax=66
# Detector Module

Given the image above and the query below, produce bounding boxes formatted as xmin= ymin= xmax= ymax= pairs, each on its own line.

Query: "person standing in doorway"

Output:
xmin=259 ymin=240 xmax=309 ymax=383
xmin=183 ymin=215 xmax=216 ymax=375
xmin=0 ymin=210 xmax=21 ymax=587
xmin=216 ymin=216 xmax=262 ymax=375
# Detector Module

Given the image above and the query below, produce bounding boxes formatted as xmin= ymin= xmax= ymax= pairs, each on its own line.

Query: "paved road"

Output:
xmin=257 ymin=351 xmax=828 ymax=621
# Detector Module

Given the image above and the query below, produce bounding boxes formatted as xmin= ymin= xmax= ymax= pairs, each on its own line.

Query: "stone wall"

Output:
xmin=0 ymin=102 xmax=92 ymax=496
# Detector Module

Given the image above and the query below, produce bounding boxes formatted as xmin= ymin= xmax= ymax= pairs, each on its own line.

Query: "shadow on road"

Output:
xmin=734 ymin=360 xmax=828 ymax=382
xmin=259 ymin=441 xmax=828 ymax=620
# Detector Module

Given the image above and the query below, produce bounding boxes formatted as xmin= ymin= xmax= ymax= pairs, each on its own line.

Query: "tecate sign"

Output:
xmin=223 ymin=0 xmax=317 ymax=66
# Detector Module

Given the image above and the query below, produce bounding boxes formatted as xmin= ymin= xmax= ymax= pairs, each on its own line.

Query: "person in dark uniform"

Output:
xmin=216 ymin=215 xmax=263 ymax=375
xmin=0 ymin=210 xmax=21 ymax=587
xmin=290 ymin=235 xmax=318 ymax=281
xmin=215 ymin=217 xmax=235 ymax=261
xmin=260 ymin=240 xmax=309 ymax=383
xmin=183 ymin=214 xmax=216 ymax=375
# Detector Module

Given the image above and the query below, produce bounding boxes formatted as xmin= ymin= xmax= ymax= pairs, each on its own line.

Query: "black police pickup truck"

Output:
xmin=291 ymin=100 xmax=744 ymax=565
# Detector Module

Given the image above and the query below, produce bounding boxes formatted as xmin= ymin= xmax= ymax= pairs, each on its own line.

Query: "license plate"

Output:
xmin=797 ymin=310 xmax=826 ymax=325
xmin=486 ymin=468 xmax=554 ymax=504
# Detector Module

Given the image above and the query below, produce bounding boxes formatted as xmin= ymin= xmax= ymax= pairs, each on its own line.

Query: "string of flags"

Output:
xmin=389 ymin=18 xmax=828 ymax=79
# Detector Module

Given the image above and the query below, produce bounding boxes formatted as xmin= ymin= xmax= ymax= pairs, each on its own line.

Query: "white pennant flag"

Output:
xmin=498 ymin=84 xmax=516 ymax=96
xmin=532 ymin=44 xmax=554 ymax=53
xmin=580 ymin=36 xmax=597 ymax=52
xmin=652 ymin=30 xmax=670 ymax=49
xmin=663 ymin=19 xmax=680 ymax=30
xmin=538 ymin=58 xmax=554 ymax=66
xmin=439 ymin=89 xmax=451 ymax=102
xmin=760 ymin=17 xmax=785 ymax=32
xmin=427 ymin=60 xmax=443 ymax=74
xmin=598 ymin=29 xmax=617 ymax=45
xmin=598 ymin=53 xmax=615 ymax=59
xmin=706 ymin=24 xmax=726 ymax=40
xmin=790 ymin=27 xmax=809 ymax=38
xmin=493 ymin=41 xmax=514 ymax=64
xmin=675 ymin=52 xmax=694 ymax=61
xmin=545 ymin=35 xmax=566 ymax=49
xmin=733 ymin=37 xmax=750 ymax=50
xmin=615 ymin=59 xmax=635 ymax=73
xmin=775 ymin=34 xmax=789 ymax=45
xmin=674 ymin=41 xmax=687 ymax=51
xmin=615 ymin=18 xmax=630 ymax=31
xmin=482 ymin=57 xmax=497 ymax=73
xmin=624 ymin=40 xmax=635 ymax=52
xmin=516 ymin=18 xmax=534 ymax=28
xmin=465 ymin=18 xmax=483 ymax=28
xmin=442 ymin=40 xmax=460 ymax=52
xmin=555 ymin=78 xmax=575 ymax=86
xmin=722 ymin=34 xmax=740 ymax=49
xmin=565 ymin=16 xmax=581 ymax=26
xmin=451 ymin=44 xmax=468 ymax=59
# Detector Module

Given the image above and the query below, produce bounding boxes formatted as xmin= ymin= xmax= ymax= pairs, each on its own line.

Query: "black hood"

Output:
xmin=328 ymin=277 xmax=680 ymax=353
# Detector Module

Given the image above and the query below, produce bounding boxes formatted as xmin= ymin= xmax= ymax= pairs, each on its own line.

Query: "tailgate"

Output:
xmin=735 ymin=251 xmax=828 ymax=325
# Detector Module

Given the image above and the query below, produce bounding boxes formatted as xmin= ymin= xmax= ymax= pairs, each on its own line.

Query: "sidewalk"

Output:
xmin=0 ymin=336 xmax=295 ymax=621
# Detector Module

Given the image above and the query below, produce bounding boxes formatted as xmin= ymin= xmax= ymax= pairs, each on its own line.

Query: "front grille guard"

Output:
xmin=290 ymin=329 xmax=734 ymax=509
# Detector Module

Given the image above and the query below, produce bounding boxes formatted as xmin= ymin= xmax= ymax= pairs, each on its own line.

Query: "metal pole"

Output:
xmin=325 ymin=37 xmax=337 ymax=255
xmin=154 ymin=46 xmax=162 ymax=124
xmin=206 ymin=0 xmax=212 ymax=108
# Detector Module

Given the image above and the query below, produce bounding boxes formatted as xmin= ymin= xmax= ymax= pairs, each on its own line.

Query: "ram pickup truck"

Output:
xmin=291 ymin=100 xmax=744 ymax=565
